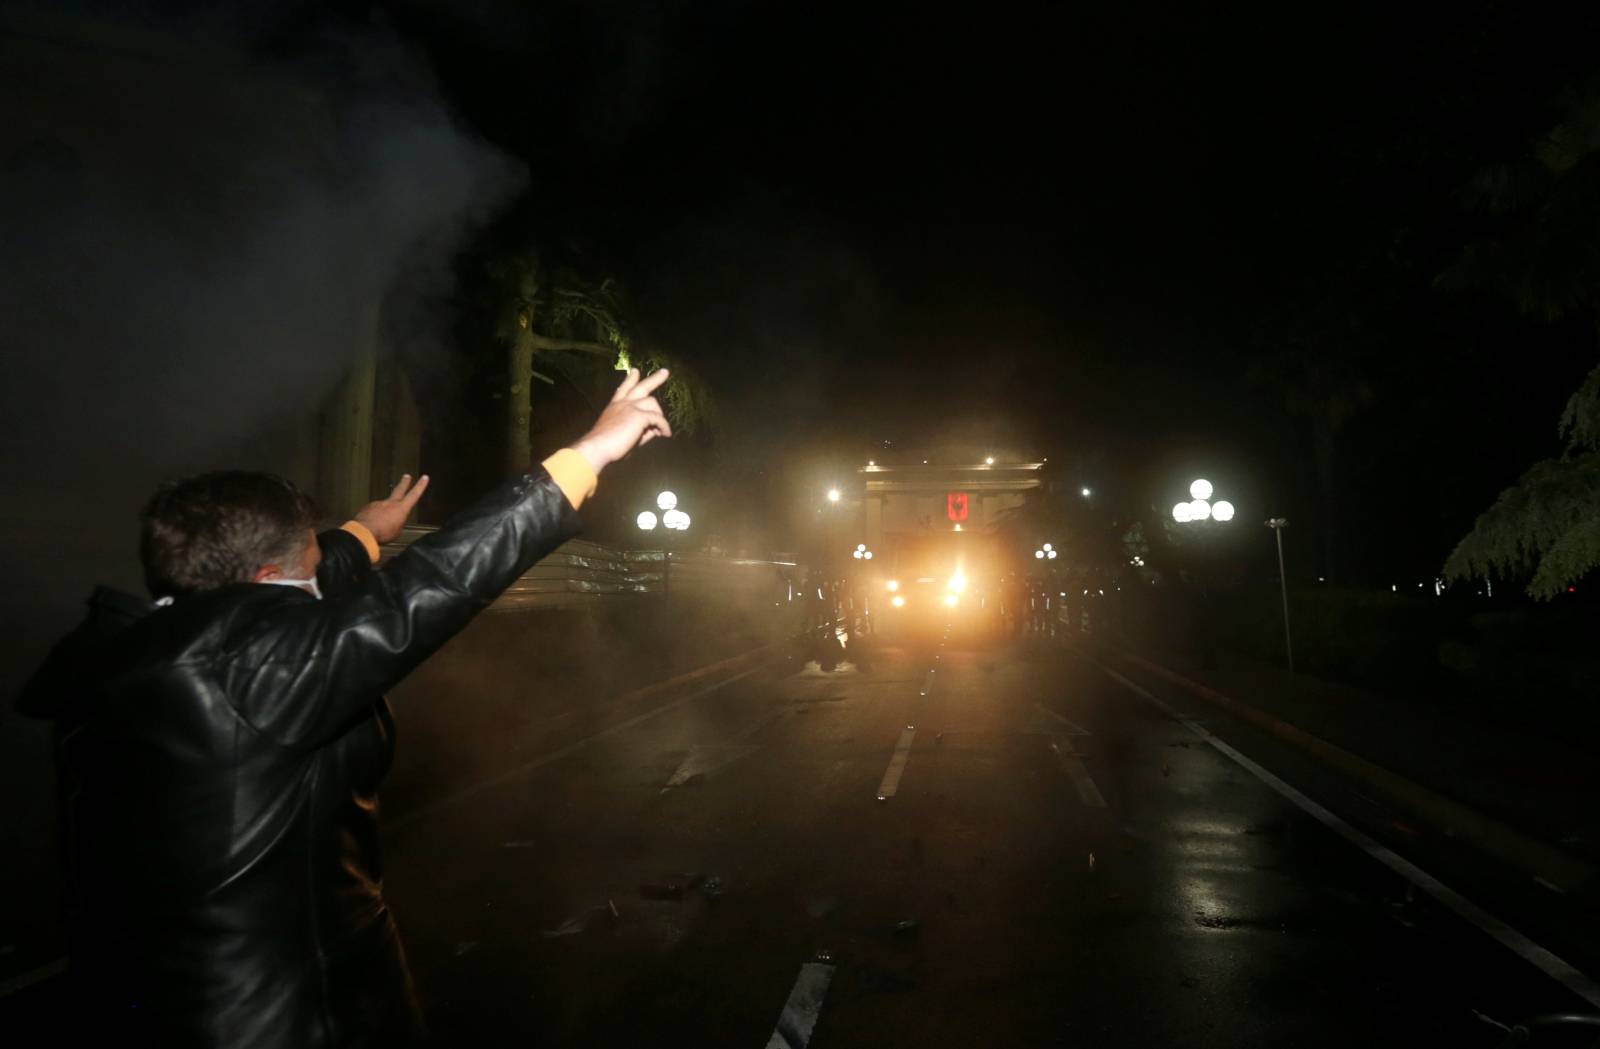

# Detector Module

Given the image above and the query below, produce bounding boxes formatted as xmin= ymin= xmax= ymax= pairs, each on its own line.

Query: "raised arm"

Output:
xmin=232 ymin=370 xmax=672 ymax=748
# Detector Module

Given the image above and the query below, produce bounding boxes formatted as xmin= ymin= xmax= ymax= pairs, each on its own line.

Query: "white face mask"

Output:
xmin=260 ymin=576 xmax=323 ymax=601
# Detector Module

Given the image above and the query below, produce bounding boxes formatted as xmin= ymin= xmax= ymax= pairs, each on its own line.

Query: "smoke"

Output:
xmin=0 ymin=6 xmax=522 ymax=679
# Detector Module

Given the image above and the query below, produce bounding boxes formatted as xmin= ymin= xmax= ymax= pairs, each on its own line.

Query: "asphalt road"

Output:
xmin=374 ymin=632 xmax=1597 ymax=1047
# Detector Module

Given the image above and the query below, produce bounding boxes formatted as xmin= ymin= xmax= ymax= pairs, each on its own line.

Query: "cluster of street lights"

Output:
xmin=1171 ymin=479 xmax=1235 ymax=523
xmin=636 ymin=490 xmax=691 ymax=533
xmin=852 ymin=543 xmax=874 ymax=561
xmin=1034 ymin=542 xmax=1058 ymax=561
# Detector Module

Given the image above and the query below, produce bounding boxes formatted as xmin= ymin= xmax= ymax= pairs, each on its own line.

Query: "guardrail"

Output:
xmin=380 ymin=526 xmax=802 ymax=612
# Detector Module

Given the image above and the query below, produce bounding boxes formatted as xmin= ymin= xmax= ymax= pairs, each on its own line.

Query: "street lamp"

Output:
xmin=636 ymin=511 xmax=657 ymax=531
xmin=853 ymin=543 xmax=874 ymax=561
xmin=657 ymin=490 xmax=677 ymax=511
xmin=1173 ymin=478 xmax=1234 ymax=526
xmin=1081 ymin=487 xmax=1092 ymax=498
xmin=827 ymin=488 xmax=841 ymax=503
xmin=1034 ymin=543 xmax=1057 ymax=560
xmin=1265 ymin=517 xmax=1294 ymax=673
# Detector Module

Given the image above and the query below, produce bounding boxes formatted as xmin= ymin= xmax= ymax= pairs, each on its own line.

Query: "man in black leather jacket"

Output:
xmin=18 ymin=369 xmax=673 ymax=1048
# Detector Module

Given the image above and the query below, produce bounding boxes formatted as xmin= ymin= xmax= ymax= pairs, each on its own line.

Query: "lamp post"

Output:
xmin=1265 ymin=517 xmax=1294 ymax=673
xmin=638 ymin=490 xmax=691 ymax=595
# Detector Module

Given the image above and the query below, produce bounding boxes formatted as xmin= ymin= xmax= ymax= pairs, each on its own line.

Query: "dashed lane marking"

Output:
xmin=1049 ymin=738 xmax=1108 ymax=808
xmin=876 ymin=725 xmax=917 ymax=800
xmin=763 ymin=961 xmax=835 ymax=1049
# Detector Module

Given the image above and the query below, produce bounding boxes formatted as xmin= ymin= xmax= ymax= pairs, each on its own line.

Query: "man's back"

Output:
xmin=37 ymin=576 xmax=420 ymax=1048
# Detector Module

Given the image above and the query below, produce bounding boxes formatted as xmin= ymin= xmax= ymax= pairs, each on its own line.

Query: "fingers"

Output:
xmin=400 ymin=474 xmax=430 ymax=509
xmin=610 ymin=367 xmax=641 ymax=403
xmin=386 ymin=473 xmax=413 ymax=501
xmin=629 ymin=368 xmax=670 ymax=400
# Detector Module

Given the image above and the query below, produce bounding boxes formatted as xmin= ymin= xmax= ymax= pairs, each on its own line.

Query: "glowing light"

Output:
xmin=827 ymin=488 xmax=841 ymax=503
xmin=663 ymin=508 xmax=689 ymax=530
xmin=857 ymin=543 xmax=866 ymax=551
xmin=1081 ymin=487 xmax=1092 ymax=497
xmin=677 ymin=512 xmax=690 ymax=530
xmin=1047 ymin=549 xmax=1057 ymax=559
xmin=1173 ymin=502 xmax=1194 ymax=523
xmin=891 ymin=595 xmax=906 ymax=608
xmin=948 ymin=572 xmax=967 ymax=593
xmin=863 ymin=551 xmax=872 ymax=559
xmin=1211 ymin=500 xmax=1235 ymax=522
xmin=1189 ymin=499 xmax=1212 ymax=521
xmin=985 ymin=456 xmax=995 ymax=465
xmin=943 ymin=594 xmax=959 ymax=608
xmin=657 ymin=490 xmax=677 ymax=511
xmin=887 ymin=580 xmax=900 ymax=592
xmin=636 ymin=511 xmax=657 ymax=530
xmin=853 ymin=549 xmax=863 ymax=559
xmin=868 ymin=460 xmax=876 ymax=466
xmin=1035 ymin=550 xmax=1045 ymax=559
xmin=1190 ymin=479 xmax=1213 ymax=501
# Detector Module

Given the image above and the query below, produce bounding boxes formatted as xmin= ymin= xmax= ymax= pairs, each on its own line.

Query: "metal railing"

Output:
xmin=380 ymin=526 xmax=801 ymax=612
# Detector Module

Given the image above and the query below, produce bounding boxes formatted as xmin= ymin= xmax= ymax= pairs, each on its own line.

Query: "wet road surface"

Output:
xmin=380 ymin=634 xmax=1597 ymax=1047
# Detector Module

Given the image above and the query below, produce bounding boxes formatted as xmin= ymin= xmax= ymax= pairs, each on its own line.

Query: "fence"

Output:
xmin=380 ymin=526 xmax=802 ymax=613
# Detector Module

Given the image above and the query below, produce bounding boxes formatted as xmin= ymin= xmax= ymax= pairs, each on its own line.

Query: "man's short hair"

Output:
xmin=140 ymin=471 xmax=318 ymax=597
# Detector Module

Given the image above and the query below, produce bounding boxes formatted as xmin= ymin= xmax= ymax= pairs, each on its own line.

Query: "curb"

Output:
xmin=1078 ymin=638 xmax=1595 ymax=895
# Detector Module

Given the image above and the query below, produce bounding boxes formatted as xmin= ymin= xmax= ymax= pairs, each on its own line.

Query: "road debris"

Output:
xmin=640 ymin=872 xmax=706 ymax=900
xmin=540 ymin=901 xmax=620 ymax=939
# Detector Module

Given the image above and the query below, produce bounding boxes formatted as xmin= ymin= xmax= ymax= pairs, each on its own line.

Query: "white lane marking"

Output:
xmin=0 ymin=958 xmax=66 ymax=1000
xmin=663 ymin=744 xmax=762 ymax=789
xmin=1032 ymin=702 xmax=1091 ymax=735
xmin=1090 ymin=658 xmax=1600 ymax=1010
xmin=1049 ymin=738 xmax=1107 ymax=808
xmin=763 ymin=962 xmax=835 ymax=1049
xmin=662 ymin=710 xmax=781 ymax=790
xmin=876 ymin=725 xmax=917 ymax=799
xmin=390 ymin=663 xmax=767 ymax=832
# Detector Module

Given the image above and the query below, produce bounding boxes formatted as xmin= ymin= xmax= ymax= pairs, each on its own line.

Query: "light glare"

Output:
xmin=1189 ymin=499 xmax=1212 ymax=521
xmin=1212 ymin=500 xmax=1236 ymax=522
xmin=1173 ymin=502 xmax=1193 ymax=523
xmin=657 ymin=490 xmax=677 ymax=511
xmin=1190 ymin=479 xmax=1213 ymax=501
xmin=636 ymin=511 xmax=657 ymax=530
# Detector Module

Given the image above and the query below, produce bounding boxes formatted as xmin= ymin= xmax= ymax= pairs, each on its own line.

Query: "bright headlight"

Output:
xmin=886 ymin=579 xmax=900 ymax=592
xmin=943 ymin=593 xmax=959 ymax=608
xmin=891 ymin=595 xmax=906 ymax=608
xmin=947 ymin=572 xmax=967 ymax=594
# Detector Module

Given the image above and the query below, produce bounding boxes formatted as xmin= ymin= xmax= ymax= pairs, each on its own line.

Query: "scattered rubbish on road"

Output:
xmin=540 ymin=902 xmax=619 ymax=939
xmin=640 ymin=873 xmax=706 ymax=900
xmin=454 ymin=941 xmax=480 ymax=957
xmin=892 ymin=919 xmax=921 ymax=940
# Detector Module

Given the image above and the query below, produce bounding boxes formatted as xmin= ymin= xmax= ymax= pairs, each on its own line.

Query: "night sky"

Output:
xmin=380 ymin=1 xmax=1599 ymax=565
xmin=14 ymin=0 xmax=1600 ymax=582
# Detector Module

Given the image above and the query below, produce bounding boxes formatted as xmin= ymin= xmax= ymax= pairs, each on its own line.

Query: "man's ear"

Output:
xmin=252 ymin=564 xmax=283 ymax=584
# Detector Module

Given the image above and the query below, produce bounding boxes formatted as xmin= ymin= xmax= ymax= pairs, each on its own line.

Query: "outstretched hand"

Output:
xmin=354 ymin=473 xmax=430 ymax=544
xmin=572 ymin=368 xmax=674 ymax=473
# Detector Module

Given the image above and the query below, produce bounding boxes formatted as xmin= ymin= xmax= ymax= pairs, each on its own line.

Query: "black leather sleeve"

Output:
xmin=228 ymin=469 xmax=581 ymax=749
xmin=316 ymin=526 xmax=375 ymax=602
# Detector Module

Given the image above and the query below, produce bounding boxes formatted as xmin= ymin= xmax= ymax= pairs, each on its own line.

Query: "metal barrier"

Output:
xmin=380 ymin=526 xmax=801 ymax=612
